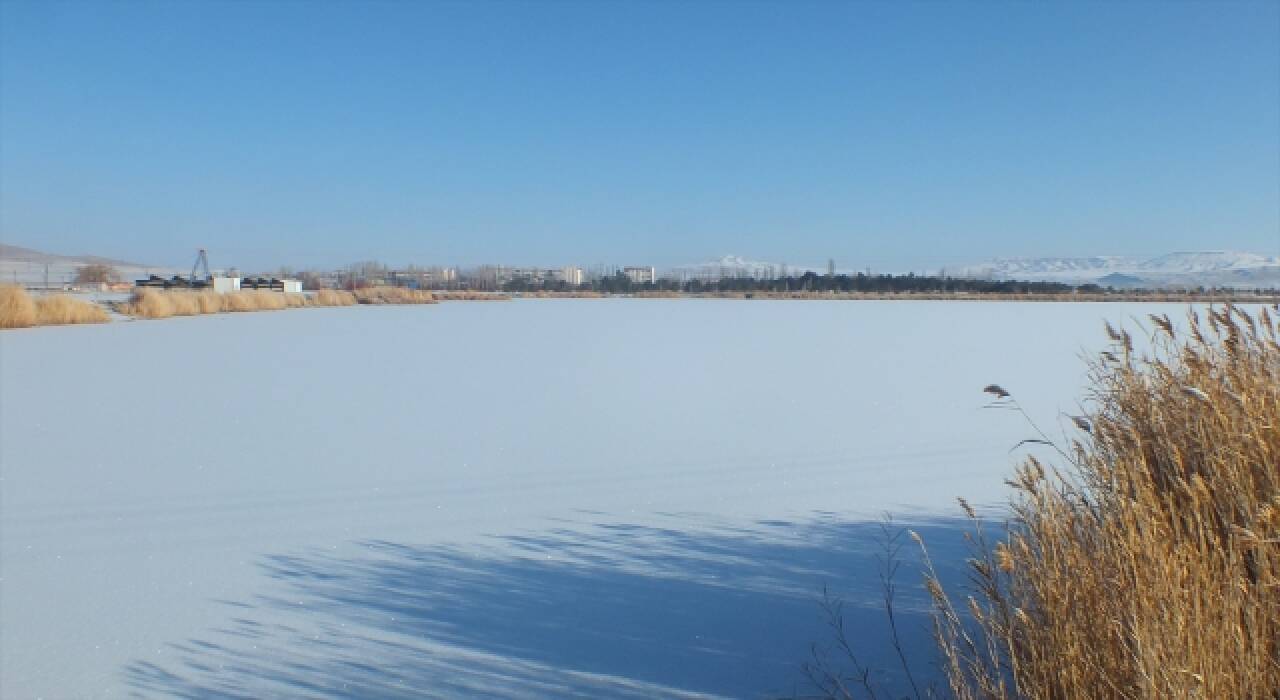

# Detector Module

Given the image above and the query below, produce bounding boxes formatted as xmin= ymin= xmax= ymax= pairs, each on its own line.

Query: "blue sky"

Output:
xmin=1 ymin=0 xmax=1277 ymax=271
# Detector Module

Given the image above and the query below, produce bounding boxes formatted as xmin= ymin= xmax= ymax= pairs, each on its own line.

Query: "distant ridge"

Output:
xmin=0 ymin=243 xmax=176 ymax=286
xmin=0 ymin=243 xmax=149 ymax=269
xmin=951 ymin=251 xmax=1280 ymax=289
xmin=667 ymin=251 xmax=1280 ymax=289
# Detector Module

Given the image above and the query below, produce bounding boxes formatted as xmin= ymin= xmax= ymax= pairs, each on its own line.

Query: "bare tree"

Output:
xmin=74 ymin=264 xmax=119 ymax=285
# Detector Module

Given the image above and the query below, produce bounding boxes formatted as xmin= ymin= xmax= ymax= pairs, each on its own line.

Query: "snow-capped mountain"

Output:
xmin=950 ymin=256 xmax=1140 ymax=279
xmin=1136 ymin=251 xmax=1279 ymax=274
xmin=951 ymin=251 xmax=1280 ymax=289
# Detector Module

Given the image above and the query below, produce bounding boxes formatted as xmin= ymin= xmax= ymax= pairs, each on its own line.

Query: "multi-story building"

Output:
xmin=484 ymin=265 xmax=586 ymax=287
xmin=557 ymin=266 xmax=584 ymax=286
xmin=622 ymin=266 xmax=656 ymax=285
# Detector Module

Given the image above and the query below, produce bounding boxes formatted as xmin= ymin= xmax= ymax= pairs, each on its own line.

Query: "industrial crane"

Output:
xmin=191 ymin=248 xmax=211 ymax=287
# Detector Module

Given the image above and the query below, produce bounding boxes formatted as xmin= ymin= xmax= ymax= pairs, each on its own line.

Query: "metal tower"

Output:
xmin=191 ymin=248 xmax=211 ymax=284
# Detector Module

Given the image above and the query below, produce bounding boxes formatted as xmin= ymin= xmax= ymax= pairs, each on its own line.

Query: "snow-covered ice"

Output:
xmin=0 ymin=299 xmax=1219 ymax=698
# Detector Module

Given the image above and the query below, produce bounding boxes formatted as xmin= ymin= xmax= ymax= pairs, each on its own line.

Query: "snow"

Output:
xmin=0 ymin=299 xmax=1225 ymax=698
xmin=0 ymin=244 xmax=180 ymax=288
xmin=1137 ymin=250 xmax=1279 ymax=273
xmin=952 ymin=251 xmax=1280 ymax=288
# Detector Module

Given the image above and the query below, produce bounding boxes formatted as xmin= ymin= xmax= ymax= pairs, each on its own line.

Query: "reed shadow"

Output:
xmin=125 ymin=513 xmax=975 ymax=699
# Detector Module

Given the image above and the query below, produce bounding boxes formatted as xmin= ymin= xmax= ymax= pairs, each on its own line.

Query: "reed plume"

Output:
xmin=924 ymin=303 xmax=1280 ymax=699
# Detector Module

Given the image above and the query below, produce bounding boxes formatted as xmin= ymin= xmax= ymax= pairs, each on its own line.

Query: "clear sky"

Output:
xmin=1 ymin=0 xmax=1277 ymax=272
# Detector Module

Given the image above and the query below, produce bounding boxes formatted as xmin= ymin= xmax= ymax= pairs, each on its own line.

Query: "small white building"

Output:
xmin=282 ymin=279 xmax=303 ymax=293
xmin=211 ymin=276 xmax=241 ymax=293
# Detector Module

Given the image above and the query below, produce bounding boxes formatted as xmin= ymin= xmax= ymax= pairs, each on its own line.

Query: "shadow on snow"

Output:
xmin=125 ymin=513 xmax=976 ymax=699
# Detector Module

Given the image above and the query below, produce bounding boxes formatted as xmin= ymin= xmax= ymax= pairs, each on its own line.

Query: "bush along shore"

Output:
xmin=806 ymin=304 xmax=1279 ymax=699
xmin=0 ymin=285 xmax=109 ymax=328
xmin=116 ymin=286 xmax=457 ymax=319
xmin=0 ymin=286 xmax=521 ymax=329
xmin=943 ymin=305 xmax=1274 ymax=698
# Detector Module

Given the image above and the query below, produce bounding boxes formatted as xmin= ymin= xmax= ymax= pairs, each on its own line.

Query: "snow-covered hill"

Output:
xmin=1137 ymin=251 xmax=1279 ymax=274
xmin=0 ymin=244 xmax=178 ymax=287
xmin=952 ymin=251 xmax=1280 ymax=289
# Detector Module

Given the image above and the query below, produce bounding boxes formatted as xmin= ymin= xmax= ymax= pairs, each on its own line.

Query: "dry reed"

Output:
xmin=0 ymin=284 xmax=39 ymax=328
xmin=118 ymin=287 xmax=371 ymax=319
xmin=118 ymin=288 xmax=352 ymax=319
xmin=34 ymin=294 xmax=109 ymax=325
xmin=220 ymin=291 xmax=286 ymax=313
xmin=923 ymin=303 xmax=1280 ymax=699
xmin=431 ymin=290 xmax=511 ymax=301
xmin=519 ymin=290 xmax=605 ymax=298
xmin=313 ymin=289 xmax=357 ymax=306
xmin=351 ymin=286 xmax=437 ymax=305
xmin=119 ymin=288 xmax=203 ymax=318
xmin=0 ymin=286 xmax=109 ymax=328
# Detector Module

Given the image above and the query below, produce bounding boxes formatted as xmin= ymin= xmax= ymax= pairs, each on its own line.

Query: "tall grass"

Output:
xmin=924 ymin=304 xmax=1280 ymax=698
xmin=0 ymin=285 xmax=109 ymax=328
xmin=35 ymin=294 xmax=110 ymax=325
xmin=432 ymin=290 xmax=511 ymax=301
xmin=120 ymin=289 xmax=213 ymax=318
xmin=313 ymin=289 xmax=356 ymax=306
xmin=351 ymin=286 xmax=436 ymax=304
xmin=119 ymin=288 xmax=359 ymax=319
xmin=0 ymin=284 xmax=38 ymax=328
xmin=519 ymin=290 xmax=605 ymax=298
xmin=221 ymin=291 xmax=288 ymax=313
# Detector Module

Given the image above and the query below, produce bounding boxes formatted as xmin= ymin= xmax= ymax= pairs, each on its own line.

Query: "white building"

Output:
xmin=558 ymin=266 xmax=584 ymax=286
xmin=211 ymin=276 xmax=241 ymax=293
xmin=623 ymin=266 xmax=656 ymax=285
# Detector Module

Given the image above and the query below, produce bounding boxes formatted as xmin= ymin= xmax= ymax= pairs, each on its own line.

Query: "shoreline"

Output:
xmin=3 ymin=287 xmax=1277 ymax=332
xmin=514 ymin=290 xmax=1280 ymax=303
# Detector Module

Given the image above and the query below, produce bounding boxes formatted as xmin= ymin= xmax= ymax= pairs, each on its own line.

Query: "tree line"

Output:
xmin=503 ymin=271 xmax=1108 ymax=295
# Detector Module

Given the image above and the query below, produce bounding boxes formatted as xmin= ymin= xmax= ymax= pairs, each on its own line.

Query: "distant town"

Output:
xmin=136 ymin=255 xmax=831 ymax=293
xmin=3 ymin=245 xmax=1280 ymax=297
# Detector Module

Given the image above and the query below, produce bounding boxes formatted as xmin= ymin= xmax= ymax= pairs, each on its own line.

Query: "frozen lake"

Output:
xmin=0 ymin=299 xmax=1202 ymax=698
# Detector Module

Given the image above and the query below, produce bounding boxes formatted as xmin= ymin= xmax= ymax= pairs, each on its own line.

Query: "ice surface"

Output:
xmin=0 ymin=299 xmax=1225 ymax=697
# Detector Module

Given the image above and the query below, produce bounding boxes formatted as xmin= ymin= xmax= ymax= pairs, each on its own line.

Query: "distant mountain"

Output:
xmin=0 ymin=243 xmax=176 ymax=287
xmin=668 ymin=255 xmax=820 ymax=280
xmin=951 ymin=251 xmax=1280 ymax=289
xmin=950 ymin=256 xmax=1139 ymax=279
xmin=0 ymin=243 xmax=146 ymax=268
xmin=1096 ymin=272 xmax=1147 ymax=289
xmin=1136 ymin=251 xmax=1278 ymax=274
